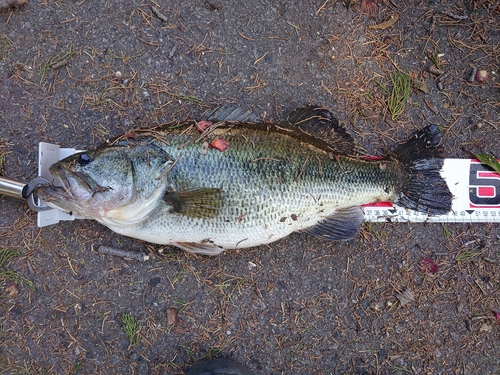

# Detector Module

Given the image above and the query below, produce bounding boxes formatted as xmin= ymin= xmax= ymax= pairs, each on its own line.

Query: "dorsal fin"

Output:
xmin=279 ymin=105 xmax=355 ymax=154
xmin=203 ymin=104 xmax=259 ymax=123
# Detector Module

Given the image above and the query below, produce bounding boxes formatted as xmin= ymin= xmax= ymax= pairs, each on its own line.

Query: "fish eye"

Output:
xmin=78 ymin=153 xmax=92 ymax=166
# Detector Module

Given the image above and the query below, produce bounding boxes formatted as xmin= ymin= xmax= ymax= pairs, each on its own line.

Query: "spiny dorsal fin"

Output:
xmin=164 ymin=188 xmax=222 ymax=218
xmin=306 ymin=206 xmax=364 ymax=241
xmin=280 ymin=105 xmax=355 ymax=154
xmin=203 ymin=104 xmax=259 ymax=123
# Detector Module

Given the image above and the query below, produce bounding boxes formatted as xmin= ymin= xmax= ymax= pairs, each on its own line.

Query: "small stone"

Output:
xmin=479 ymin=323 xmax=492 ymax=333
xmin=377 ymin=349 xmax=387 ymax=360
xmin=475 ymin=69 xmax=488 ymax=82
xmin=370 ymin=301 xmax=384 ymax=311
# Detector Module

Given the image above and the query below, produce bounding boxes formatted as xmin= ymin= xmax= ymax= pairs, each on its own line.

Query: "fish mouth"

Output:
xmin=34 ymin=163 xmax=97 ymax=213
xmin=50 ymin=163 xmax=97 ymax=198
xmin=49 ymin=163 xmax=72 ymax=194
xmin=34 ymin=181 xmax=76 ymax=214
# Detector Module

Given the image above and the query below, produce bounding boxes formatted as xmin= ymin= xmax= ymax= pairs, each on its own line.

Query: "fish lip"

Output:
xmin=49 ymin=163 xmax=72 ymax=195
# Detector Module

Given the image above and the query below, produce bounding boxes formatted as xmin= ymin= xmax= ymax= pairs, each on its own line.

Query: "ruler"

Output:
xmin=36 ymin=143 xmax=500 ymax=227
xmin=363 ymin=159 xmax=500 ymax=223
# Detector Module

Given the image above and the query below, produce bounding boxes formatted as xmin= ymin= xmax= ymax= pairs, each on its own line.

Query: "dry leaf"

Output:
xmin=480 ymin=323 xmax=492 ymax=333
xmin=166 ymin=307 xmax=178 ymax=326
xmin=209 ymin=138 xmax=230 ymax=152
xmin=396 ymin=288 xmax=414 ymax=306
xmin=5 ymin=282 xmax=19 ymax=297
xmin=196 ymin=120 xmax=213 ymax=132
xmin=413 ymin=80 xmax=429 ymax=94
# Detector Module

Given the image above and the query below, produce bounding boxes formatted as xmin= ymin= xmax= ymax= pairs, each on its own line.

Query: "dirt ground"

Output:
xmin=1 ymin=1 xmax=499 ymax=374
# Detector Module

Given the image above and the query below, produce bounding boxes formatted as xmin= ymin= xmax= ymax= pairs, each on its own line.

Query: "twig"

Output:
xmin=471 ymin=315 xmax=497 ymax=321
xmin=441 ymin=11 xmax=469 ymax=21
xmin=427 ymin=14 xmax=438 ymax=35
xmin=316 ymin=0 xmax=332 ymax=15
xmin=436 ymin=72 xmax=449 ymax=91
xmin=0 ymin=0 xmax=26 ymax=9
xmin=428 ymin=66 xmax=444 ymax=75
xmin=98 ymin=246 xmax=150 ymax=262
xmin=204 ymin=0 xmax=221 ymax=11
xmin=469 ymin=66 xmax=477 ymax=83
xmin=51 ymin=59 xmax=68 ymax=70
xmin=151 ymin=6 xmax=168 ymax=22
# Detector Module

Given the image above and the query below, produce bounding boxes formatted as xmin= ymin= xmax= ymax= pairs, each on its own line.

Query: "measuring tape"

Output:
xmin=363 ymin=159 xmax=500 ymax=223
xmin=36 ymin=143 xmax=500 ymax=227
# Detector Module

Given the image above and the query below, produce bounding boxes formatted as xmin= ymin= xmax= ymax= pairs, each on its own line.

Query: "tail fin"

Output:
xmin=392 ymin=125 xmax=452 ymax=215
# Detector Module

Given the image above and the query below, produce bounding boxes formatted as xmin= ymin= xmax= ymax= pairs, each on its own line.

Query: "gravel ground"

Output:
xmin=1 ymin=1 xmax=500 ymax=374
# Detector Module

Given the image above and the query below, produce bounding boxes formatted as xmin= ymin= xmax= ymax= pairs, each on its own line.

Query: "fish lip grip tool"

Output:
xmin=0 ymin=143 xmax=79 ymax=225
xmin=35 ymin=142 xmax=80 ymax=227
xmin=0 ymin=175 xmax=51 ymax=212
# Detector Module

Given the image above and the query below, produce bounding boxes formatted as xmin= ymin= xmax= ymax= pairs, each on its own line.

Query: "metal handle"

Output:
xmin=0 ymin=176 xmax=25 ymax=199
xmin=0 ymin=176 xmax=52 ymax=212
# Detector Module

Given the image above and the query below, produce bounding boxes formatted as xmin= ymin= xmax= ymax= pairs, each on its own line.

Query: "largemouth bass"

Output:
xmin=35 ymin=106 xmax=452 ymax=255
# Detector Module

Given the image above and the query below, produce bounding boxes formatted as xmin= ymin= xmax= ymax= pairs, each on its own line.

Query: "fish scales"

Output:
xmin=35 ymin=106 xmax=452 ymax=255
xmin=125 ymin=125 xmax=400 ymax=249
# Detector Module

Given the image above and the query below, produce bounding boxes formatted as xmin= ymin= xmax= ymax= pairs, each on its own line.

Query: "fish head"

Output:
xmin=35 ymin=144 xmax=173 ymax=221
xmin=36 ymin=148 xmax=135 ymax=218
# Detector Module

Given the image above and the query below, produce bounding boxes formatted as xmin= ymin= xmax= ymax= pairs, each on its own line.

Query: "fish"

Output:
xmin=35 ymin=105 xmax=452 ymax=255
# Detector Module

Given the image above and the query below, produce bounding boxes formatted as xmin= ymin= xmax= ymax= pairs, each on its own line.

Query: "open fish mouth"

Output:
xmin=34 ymin=182 xmax=75 ymax=212
xmin=50 ymin=163 xmax=99 ymax=200
xmin=49 ymin=164 xmax=72 ymax=194
xmin=34 ymin=163 xmax=97 ymax=212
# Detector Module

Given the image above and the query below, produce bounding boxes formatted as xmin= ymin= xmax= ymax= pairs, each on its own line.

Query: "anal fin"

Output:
xmin=174 ymin=241 xmax=225 ymax=256
xmin=306 ymin=206 xmax=364 ymax=241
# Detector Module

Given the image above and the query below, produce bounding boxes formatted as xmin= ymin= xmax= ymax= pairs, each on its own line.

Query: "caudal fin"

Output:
xmin=392 ymin=125 xmax=452 ymax=215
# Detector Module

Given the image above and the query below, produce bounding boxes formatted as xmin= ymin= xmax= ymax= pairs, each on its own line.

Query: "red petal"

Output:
xmin=494 ymin=311 xmax=500 ymax=322
xmin=209 ymin=139 xmax=230 ymax=152
xmin=124 ymin=131 xmax=137 ymax=139
xmin=419 ymin=257 xmax=439 ymax=274
xmin=196 ymin=120 xmax=213 ymax=132
xmin=361 ymin=0 xmax=378 ymax=16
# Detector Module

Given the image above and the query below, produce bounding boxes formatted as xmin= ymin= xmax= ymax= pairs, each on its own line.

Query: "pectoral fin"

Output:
xmin=164 ymin=188 xmax=222 ymax=218
xmin=306 ymin=206 xmax=364 ymax=241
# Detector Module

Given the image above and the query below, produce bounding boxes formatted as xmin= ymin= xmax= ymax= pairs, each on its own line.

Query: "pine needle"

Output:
xmin=388 ymin=71 xmax=411 ymax=120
